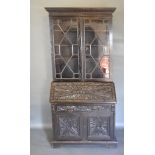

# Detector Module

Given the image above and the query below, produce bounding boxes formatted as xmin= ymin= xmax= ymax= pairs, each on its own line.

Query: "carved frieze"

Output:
xmin=56 ymin=105 xmax=110 ymax=112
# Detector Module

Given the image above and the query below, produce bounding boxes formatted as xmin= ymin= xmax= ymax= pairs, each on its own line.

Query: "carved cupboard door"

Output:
xmin=86 ymin=105 xmax=115 ymax=141
xmin=54 ymin=113 xmax=83 ymax=140
xmin=87 ymin=116 xmax=111 ymax=140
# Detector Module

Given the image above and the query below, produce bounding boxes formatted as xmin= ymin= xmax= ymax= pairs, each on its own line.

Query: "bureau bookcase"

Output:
xmin=45 ymin=8 xmax=117 ymax=147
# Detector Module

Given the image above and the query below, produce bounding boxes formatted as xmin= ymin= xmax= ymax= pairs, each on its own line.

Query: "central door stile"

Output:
xmin=79 ymin=17 xmax=85 ymax=81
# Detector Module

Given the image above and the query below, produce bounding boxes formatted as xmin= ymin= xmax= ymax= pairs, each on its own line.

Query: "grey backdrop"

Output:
xmin=30 ymin=0 xmax=124 ymax=128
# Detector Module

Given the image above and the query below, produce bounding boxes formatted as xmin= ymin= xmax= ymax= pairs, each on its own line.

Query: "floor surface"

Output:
xmin=30 ymin=128 xmax=124 ymax=155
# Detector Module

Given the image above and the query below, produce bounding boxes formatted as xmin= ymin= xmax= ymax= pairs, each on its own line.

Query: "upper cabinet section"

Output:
xmin=45 ymin=8 xmax=116 ymax=81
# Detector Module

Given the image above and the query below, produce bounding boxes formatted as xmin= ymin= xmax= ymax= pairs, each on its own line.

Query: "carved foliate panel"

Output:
xmin=88 ymin=117 xmax=110 ymax=140
xmin=50 ymin=82 xmax=116 ymax=103
xmin=57 ymin=115 xmax=81 ymax=138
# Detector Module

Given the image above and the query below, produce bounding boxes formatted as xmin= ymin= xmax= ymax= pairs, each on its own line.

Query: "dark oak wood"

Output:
xmin=45 ymin=7 xmax=117 ymax=147
xmin=45 ymin=7 xmax=116 ymax=12
xmin=45 ymin=7 xmax=116 ymax=17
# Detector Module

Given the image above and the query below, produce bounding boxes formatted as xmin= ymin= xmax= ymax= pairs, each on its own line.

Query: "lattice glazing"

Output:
xmin=84 ymin=19 xmax=110 ymax=79
xmin=52 ymin=18 xmax=110 ymax=80
xmin=53 ymin=18 xmax=80 ymax=79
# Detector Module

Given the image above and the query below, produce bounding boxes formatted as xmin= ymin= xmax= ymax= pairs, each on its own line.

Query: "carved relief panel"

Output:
xmin=55 ymin=114 xmax=82 ymax=140
xmin=51 ymin=82 xmax=116 ymax=103
xmin=87 ymin=117 xmax=110 ymax=140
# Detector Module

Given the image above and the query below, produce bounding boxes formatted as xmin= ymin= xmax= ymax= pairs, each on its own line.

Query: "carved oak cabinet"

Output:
xmin=45 ymin=8 xmax=117 ymax=147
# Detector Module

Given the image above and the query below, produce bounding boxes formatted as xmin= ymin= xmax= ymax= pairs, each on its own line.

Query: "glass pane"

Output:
xmin=54 ymin=31 xmax=64 ymax=44
xmin=59 ymin=19 xmax=71 ymax=32
xmin=85 ymin=28 xmax=95 ymax=44
xmin=85 ymin=45 xmax=90 ymax=55
xmin=99 ymin=56 xmax=110 ymax=78
xmin=91 ymin=46 xmax=103 ymax=58
xmin=54 ymin=46 xmax=59 ymax=55
xmin=73 ymin=45 xmax=79 ymax=55
xmin=74 ymin=74 xmax=79 ymax=78
xmin=68 ymin=55 xmax=79 ymax=73
xmin=86 ymin=56 xmax=96 ymax=73
xmin=67 ymin=26 xmax=78 ymax=44
xmin=92 ymin=67 xmax=103 ymax=78
xmin=60 ymin=46 xmax=72 ymax=62
xmin=56 ymin=74 xmax=61 ymax=78
xmin=55 ymin=56 xmax=66 ymax=73
xmin=62 ymin=66 xmax=73 ymax=78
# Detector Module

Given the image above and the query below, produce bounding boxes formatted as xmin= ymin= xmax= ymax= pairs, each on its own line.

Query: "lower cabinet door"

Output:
xmin=87 ymin=116 xmax=111 ymax=140
xmin=53 ymin=113 xmax=83 ymax=141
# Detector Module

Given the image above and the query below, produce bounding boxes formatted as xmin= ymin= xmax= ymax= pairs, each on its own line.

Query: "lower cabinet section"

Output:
xmin=52 ymin=104 xmax=116 ymax=143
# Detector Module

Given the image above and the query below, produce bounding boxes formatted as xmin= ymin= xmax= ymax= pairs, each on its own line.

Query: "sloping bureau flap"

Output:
xmin=50 ymin=82 xmax=116 ymax=104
